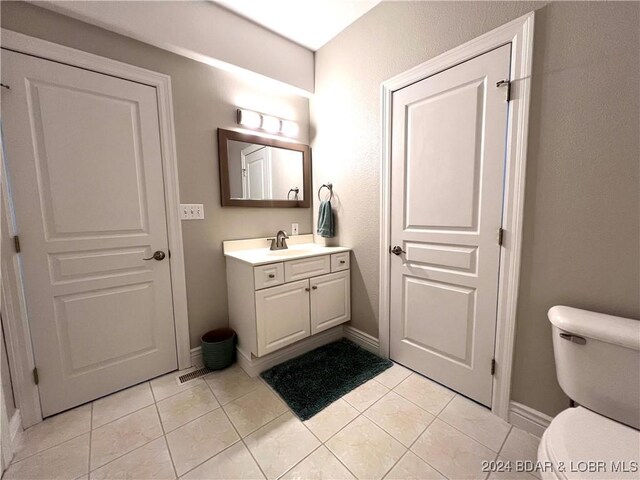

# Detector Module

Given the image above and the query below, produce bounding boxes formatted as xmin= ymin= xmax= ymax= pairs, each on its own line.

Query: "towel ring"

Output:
xmin=317 ymin=183 xmax=333 ymax=201
xmin=287 ymin=187 xmax=299 ymax=200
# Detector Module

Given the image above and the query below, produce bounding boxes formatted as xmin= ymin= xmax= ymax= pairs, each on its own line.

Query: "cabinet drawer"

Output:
xmin=254 ymin=263 xmax=284 ymax=290
xmin=331 ymin=252 xmax=350 ymax=272
xmin=284 ymin=255 xmax=330 ymax=283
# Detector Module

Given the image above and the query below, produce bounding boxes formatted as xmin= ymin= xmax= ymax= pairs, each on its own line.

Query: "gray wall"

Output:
xmin=311 ymin=1 xmax=640 ymax=416
xmin=1 ymin=1 xmax=313 ymax=347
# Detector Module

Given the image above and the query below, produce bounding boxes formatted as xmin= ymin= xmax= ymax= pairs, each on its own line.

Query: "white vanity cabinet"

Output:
xmin=224 ymin=237 xmax=351 ymax=360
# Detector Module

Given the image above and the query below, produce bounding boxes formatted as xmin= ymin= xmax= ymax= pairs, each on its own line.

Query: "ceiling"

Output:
xmin=213 ymin=0 xmax=381 ymax=51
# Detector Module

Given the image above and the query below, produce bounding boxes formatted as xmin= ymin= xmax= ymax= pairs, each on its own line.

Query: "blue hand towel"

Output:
xmin=317 ymin=200 xmax=334 ymax=238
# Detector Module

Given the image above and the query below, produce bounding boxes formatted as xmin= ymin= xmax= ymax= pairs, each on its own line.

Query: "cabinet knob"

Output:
xmin=305 ymin=287 xmax=310 ymax=292
xmin=339 ymin=260 xmax=346 ymax=264
xmin=268 ymin=274 xmax=275 ymax=278
xmin=312 ymin=285 xmax=318 ymax=290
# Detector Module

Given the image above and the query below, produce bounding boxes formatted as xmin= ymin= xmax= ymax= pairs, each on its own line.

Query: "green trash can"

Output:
xmin=201 ymin=328 xmax=236 ymax=371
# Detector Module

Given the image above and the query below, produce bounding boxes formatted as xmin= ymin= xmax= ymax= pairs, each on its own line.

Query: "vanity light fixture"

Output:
xmin=236 ymin=108 xmax=299 ymax=138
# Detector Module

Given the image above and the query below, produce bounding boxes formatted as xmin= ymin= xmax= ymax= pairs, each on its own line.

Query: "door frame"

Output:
xmin=0 ymin=29 xmax=191 ymax=426
xmin=379 ymin=12 xmax=534 ymax=420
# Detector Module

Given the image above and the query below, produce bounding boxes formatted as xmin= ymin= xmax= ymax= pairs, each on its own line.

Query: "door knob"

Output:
xmin=143 ymin=250 xmax=166 ymax=261
xmin=390 ymin=246 xmax=406 ymax=256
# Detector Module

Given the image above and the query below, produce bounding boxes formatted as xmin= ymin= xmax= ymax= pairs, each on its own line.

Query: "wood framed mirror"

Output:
xmin=217 ymin=128 xmax=311 ymax=207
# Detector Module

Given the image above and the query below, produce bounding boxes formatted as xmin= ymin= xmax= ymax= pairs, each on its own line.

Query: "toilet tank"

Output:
xmin=548 ymin=306 xmax=640 ymax=430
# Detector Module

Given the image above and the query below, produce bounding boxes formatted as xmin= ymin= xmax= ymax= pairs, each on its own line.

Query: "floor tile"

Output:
xmin=487 ymin=457 xmax=539 ymax=480
xmin=90 ymin=405 xmax=163 ymax=469
xmin=394 ymin=374 xmax=455 ymax=416
xmin=4 ymin=433 xmax=89 ymax=480
xmin=223 ymin=384 xmax=288 ymax=437
xmin=364 ymin=391 xmax=434 ymax=446
xmin=326 ymin=415 xmax=406 ymax=480
xmin=439 ymin=395 xmax=511 ymax=452
xmin=166 ymin=408 xmax=239 ymax=476
xmin=374 ymin=363 xmax=412 ymax=389
xmin=181 ymin=442 xmax=264 ymax=480
xmin=157 ymin=383 xmax=219 ymax=432
xmin=13 ymin=404 xmax=91 ymax=462
xmin=499 ymin=427 xmax=540 ymax=464
xmin=92 ymin=383 xmax=154 ymax=429
xmin=342 ymin=379 xmax=389 ymax=412
xmin=150 ymin=369 xmax=204 ymax=402
xmin=384 ymin=451 xmax=445 ymax=480
xmin=281 ymin=445 xmax=355 ymax=480
xmin=411 ymin=419 xmax=496 ymax=480
xmin=204 ymin=365 xmax=261 ymax=405
xmin=303 ymin=398 xmax=359 ymax=442
xmin=90 ymin=437 xmax=175 ymax=480
xmin=245 ymin=412 xmax=320 ymax=480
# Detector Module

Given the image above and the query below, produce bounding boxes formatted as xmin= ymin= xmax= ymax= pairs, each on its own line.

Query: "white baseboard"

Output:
xmin=9 ymin=409 xmax=22 ymax=451
xmin=191 ymin=346 xmax=204 ymax=368
xmin=194 ymin=324 xmax=381 ymax=377
xmin=509 ymin=401 xmax=553 ymax=438
xmin=343 ymin=325 xmax=380 ymax=354
xmin=236 ymin=326 xmax=344 ymax=377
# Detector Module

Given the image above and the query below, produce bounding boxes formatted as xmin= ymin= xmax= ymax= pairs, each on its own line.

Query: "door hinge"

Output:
xmin=496 ymin=80 xmax=511 ymax=102
xmin=13 ymin=235 xmax=21 ymax=253
xmin=33 ymin=367 xmax=39 ymax=385
xmin=491 ymin=358 xmax=496 ymax=376
xmin=497 ymin=228 xmax=504 ymax=247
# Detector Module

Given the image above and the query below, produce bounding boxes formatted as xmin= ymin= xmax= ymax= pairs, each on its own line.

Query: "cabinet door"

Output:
xmin=310 ymin=271 xmax=351 ymax=334
xmin=255 ymin=279 xmax=310 ymax=356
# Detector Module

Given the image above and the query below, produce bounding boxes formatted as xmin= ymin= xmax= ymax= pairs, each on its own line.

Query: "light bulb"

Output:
xmin=280 ymin=120 xmax=299 ymax=137
xmin=237 ymin=109 xmax=261 ymax=129
xmin=261 ymin=115 xmax=281 ymax=133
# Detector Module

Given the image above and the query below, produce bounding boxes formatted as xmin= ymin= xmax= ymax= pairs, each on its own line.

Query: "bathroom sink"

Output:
xmin=267 ymin=248 xmax=315 ymax=257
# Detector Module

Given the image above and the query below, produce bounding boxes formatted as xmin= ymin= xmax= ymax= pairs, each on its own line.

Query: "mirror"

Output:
xmin=218 ymin=129 xmax=311 ymax=207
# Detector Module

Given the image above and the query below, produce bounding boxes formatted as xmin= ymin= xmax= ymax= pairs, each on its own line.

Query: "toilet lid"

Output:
xmin=541 ymin=407 xmax=640 ymax=479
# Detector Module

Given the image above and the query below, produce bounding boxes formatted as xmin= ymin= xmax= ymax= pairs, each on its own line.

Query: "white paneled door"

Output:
xmin=1 ymin=50 xmax=178 ymax=416
xmin=389 ymin=45 xmax=511 ymax=406
xmin=242 ymin=146 xmax=271 ymax=200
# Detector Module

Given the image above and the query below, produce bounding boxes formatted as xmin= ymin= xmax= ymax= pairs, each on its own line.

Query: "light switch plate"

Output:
xmin=180 ymin=204 xmax=204 ymax=220
xmin=291 ymin=223 xmax=299 ymax=235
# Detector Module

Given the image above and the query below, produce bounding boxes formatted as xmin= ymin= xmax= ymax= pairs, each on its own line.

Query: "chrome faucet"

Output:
xmin=269 ymin=230 xmax=289 ymax=250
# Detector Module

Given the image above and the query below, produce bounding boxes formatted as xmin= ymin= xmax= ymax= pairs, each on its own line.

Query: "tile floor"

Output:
xmin=4 ymin=363 xmax=541 ymax=480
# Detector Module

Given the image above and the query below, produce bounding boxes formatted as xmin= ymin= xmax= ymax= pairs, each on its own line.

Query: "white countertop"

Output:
xmin=223 ymin=235 xmax=350 ymax=266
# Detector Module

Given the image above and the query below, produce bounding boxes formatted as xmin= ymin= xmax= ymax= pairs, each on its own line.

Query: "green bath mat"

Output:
xmin=260 ymin=339 xmax=393 ymax=420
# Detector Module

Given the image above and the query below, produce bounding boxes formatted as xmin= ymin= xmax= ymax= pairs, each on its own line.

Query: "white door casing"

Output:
xmin=256 ymin=279 xmax=311 ymax=356
xmin=389 ymin=45 xmax=511 ymax=407
xmin=2 ymin=49 xmax=178 ymax=416
xmin=310 ymin=271 xmax=350 ymax=334
xmin=380 ymin=13 xmax=535 ymax=419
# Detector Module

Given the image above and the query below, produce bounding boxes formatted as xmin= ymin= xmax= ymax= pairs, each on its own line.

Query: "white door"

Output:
xmin=256 ymin=279 xmax=310 ymax=356
xmin=1 ymin=49 xmax=178 ymax=416
xmin=242 ymin=146 xmax=271 ymax=200
xmin=389 ymin=45 xmax=511 ymax=406
xmin=310 ymin=272 xmax=350 ymax=334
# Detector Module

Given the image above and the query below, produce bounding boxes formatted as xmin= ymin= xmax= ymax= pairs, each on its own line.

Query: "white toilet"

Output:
xmin=538 ymin=306 xmax=640 ymax=479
